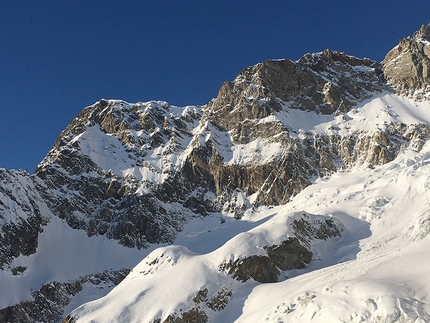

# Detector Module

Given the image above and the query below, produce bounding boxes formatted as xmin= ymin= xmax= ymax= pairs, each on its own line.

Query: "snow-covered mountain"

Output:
xmin=1 ymin=24 xmax=430 ymax=323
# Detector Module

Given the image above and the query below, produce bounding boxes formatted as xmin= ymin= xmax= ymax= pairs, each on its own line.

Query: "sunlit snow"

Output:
xmin=69 ymin=140 xmax=430 ymax=322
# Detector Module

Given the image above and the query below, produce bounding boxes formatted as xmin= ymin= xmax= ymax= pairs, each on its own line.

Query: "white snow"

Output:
xmin=73 ymin=125 xmax=141 ymax=178
xmin=0 ymin=216 xmax=151 ymax=309
xmin=237 ymin=142 xmax=430 ymax=322
xmin=227 ymin=140 xmax=283 ymax=165
xmin=278 ymin=92 xmax=430 ymax=135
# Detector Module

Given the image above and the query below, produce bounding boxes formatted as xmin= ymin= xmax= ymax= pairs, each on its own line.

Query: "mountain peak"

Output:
xmin=382 ymin=23 xmax=430 ymax=100
xmin=209 ymin=49 xmax=384 ymax=132
xmin=412 ymin=23 xmax=430 ymax=43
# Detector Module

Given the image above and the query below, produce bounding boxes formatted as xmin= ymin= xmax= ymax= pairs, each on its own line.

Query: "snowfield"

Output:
xmin=237 ymin=143 xmax=430 ymax=323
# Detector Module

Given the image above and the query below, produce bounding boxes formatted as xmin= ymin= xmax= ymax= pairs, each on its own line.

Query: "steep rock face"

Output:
xmin=209 ymin=49 xmax=386 ymax=130
xmin=184 ymin=60 xmax=428 ymax=209
xmin=383 ymin=23 xmax=430 ymax=100
xmin=0 ymin=169 xmax=51 ymax=269
xmin=35 ymin=100 xmax=204 ymax=248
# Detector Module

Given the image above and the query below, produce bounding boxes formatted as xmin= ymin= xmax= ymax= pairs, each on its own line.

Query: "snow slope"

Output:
xmin=0 ymin=215 xmax=152 ymax=309
xmin=67 ymin=96 xmax=430 ymax=322
xmin=237 ymin=143 xmax=430 ymax=322
xmin=279 ymin=91 xmax=430 ymax=135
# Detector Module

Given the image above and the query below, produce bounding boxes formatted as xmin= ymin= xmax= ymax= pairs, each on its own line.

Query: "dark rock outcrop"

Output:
xmin=147 ymin=287 xmax=232 ymax=323
xmin=220 ymin=238 xmax=312 ymax=283
xmin=219 ymin=214 xmax=340 ymax=283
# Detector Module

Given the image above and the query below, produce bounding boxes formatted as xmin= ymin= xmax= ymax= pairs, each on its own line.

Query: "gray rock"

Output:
xmin=0 ymin=169 xmax=50 ymax=269
xmin=383 ymin=23 xmax=430 ymax=100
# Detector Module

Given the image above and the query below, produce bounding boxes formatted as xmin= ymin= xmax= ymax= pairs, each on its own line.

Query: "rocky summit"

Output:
xmin=1 ymin=24 xmax=430 ymax=323
xmin=383 ymin=24 xmax=430 ymax=100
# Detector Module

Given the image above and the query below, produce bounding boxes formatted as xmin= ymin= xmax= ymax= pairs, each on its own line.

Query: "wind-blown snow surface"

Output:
xmin=68 ymin=111 xmax=430 ymax=321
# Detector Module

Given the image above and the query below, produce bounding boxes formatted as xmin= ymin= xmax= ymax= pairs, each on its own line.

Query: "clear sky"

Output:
xmin=1 ymin=1 xmax=430 ymax=172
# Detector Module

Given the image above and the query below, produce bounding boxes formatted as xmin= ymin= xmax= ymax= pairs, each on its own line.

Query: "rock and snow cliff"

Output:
xmin=383 ymin=23 xmax=430 ymax=100
xmin=1 ymin=24 xmax=430 ymax=323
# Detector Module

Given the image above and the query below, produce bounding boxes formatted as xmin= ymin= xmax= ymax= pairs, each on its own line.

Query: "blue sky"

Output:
xmin=1 ymin=1 xmax=430 ymax=172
